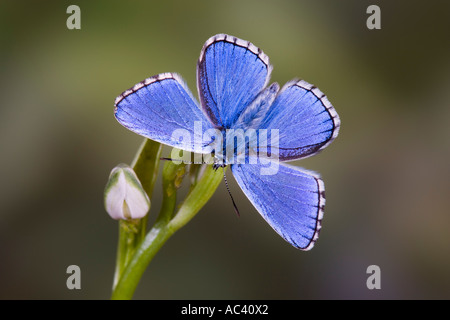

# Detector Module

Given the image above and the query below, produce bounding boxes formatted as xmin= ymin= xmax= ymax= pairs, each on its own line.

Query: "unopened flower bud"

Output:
xmin=104 ymin=164 xmax=150 ymax=220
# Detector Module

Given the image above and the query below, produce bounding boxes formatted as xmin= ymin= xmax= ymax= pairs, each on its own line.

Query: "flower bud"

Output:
xmin=104 ymin=164 xmax=150 ymax=220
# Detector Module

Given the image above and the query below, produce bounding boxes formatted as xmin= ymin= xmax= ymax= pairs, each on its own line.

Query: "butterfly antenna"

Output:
xmin=160 ymin=157 xmax=180 ymax=162
xmin=223 ymin=167 xmax=240 ymax=217
xmin=159 ymin=157 xmax=204 ymax=164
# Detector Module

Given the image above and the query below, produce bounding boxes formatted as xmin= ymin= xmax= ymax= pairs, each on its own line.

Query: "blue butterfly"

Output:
xmin=114 ymin=34 xmax=340 ymax=250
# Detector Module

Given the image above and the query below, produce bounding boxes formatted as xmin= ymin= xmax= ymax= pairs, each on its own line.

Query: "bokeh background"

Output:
xmin=1 ymin=0 xmax=449 ymax=299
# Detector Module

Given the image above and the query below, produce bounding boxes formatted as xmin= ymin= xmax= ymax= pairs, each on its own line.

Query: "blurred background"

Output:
xmin=0 ymin=0 xmax=449 ymax=299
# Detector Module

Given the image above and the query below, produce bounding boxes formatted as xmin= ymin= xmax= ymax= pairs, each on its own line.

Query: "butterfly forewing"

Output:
xmin=197 ymin=34 xmax=273 ymax=129
xmin=114 ymin=73 xmax=213 ymax=154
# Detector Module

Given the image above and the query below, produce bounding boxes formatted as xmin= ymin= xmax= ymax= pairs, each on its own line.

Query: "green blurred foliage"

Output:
xmin=0 ymin=0 xmax=449 ymax=299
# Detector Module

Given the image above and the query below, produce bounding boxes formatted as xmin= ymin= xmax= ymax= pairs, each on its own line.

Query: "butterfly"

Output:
xmin=114 ymin=34 xmax=340 ymax=250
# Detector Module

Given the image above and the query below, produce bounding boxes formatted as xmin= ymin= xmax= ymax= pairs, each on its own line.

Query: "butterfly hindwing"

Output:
xmin=231 ymin=162 xmax=325 ymax=250
xmin=197 ymin=34 xmax=272 ymax=129
xmin=257 ymin=80 xmax=340 ymax=161
xmin=114 ymin=73 xmax=213 ymax=153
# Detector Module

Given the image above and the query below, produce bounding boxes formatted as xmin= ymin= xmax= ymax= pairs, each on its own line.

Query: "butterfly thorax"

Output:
xmin=206 ymin=128 xmax=257 ymax=167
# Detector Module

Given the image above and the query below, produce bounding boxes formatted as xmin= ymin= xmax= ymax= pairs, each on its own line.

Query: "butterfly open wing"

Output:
xmin=257 ymin=80 xmax=340 ymax=161
xmin=197 ymin=34 xmax=272 ymax=129
xmin=114 ymin=73 xmax=213 ymax=153
xmin=231 ymin=162 xmax=325 ymax=250
xmin=114 ymin=35 xmax=338 ymax=251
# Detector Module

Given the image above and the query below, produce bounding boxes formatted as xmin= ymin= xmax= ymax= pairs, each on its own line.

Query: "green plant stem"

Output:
xmin=131 ymin=139 xmax=163 ymax=241
xmin=112 ymin=139 xmax=162 ymax=290
xmin=113 ymin=220 xmax=130 ymax=289
xmin=111 ymin=164 xmax=224 ymax=300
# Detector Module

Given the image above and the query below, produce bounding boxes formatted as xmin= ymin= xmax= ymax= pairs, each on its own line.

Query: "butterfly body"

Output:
xmin=114 ymin=34 xmax=340 ymax=250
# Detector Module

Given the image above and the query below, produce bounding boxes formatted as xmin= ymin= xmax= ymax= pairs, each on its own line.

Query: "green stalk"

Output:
xmin=131 ymin=139 xmax=163 ymax=241
xmin=112 ymin=139 xmax=162 ymax=290
xmin=111 ymin=164 xmax=224 ymax=300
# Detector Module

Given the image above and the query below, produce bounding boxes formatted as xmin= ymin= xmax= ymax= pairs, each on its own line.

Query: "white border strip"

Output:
xmin=199 ymin=34 xmax=271 ymax=69
xmin=114 ymin=72 xmax=191 ymax=108
xmin=294 ymin=79 xmax=341 ymax=151
xmin=302 ymin=176 xmax=325 ymax=251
